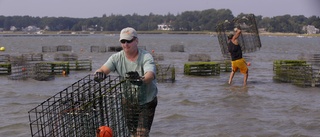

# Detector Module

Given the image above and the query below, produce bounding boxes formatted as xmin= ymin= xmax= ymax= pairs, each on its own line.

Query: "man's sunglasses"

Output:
xmin=120 ymin=38 xmax=136 ymax=44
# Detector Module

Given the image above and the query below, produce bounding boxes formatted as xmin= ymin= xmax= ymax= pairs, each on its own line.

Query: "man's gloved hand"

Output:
xmin=94 ymin=72 xmax=107 ymax=82
xmin=126 ymin=71 xmax=140 ymax=79
xmin=126 ymin=71 xmax=143 ymax=86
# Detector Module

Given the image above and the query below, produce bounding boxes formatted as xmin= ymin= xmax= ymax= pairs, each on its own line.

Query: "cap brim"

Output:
xmin=119 ymin=36 xmax=134 ymax=41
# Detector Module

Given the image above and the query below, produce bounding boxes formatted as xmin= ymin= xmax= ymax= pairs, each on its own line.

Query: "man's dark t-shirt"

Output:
xmin=228 ymin=41 xmax=243 ymax=61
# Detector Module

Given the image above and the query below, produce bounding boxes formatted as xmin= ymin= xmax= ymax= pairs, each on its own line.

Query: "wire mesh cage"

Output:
xmin=216 ymin=14 xmax=261 ymax=57
xmin=28 ymin=74 xmax=150 ymax=137
xmin=156 ymin=64 xmax=175 ymax=83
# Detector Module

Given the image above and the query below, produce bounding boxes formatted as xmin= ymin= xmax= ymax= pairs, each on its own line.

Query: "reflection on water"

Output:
xmin=0 ymin=34 xmax=320 ymax=136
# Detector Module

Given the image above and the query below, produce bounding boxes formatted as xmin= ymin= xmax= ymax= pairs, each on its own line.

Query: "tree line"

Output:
xmin=0 ymin=8 xmax=319 ymax=34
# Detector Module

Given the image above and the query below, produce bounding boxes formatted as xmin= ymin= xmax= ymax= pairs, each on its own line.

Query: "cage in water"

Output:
xmin=273 ymin=60 xmax=320 ymax=87
xmin=42 ymin=45 xmax=72 ymax=52
xmin=42 ymin=46 xmax=57 ymax=52
xmin=218 ymin=60 xmax=232 ymax=72
xmin=7 ymin=59 xmax=92 ymax=80
xmin=54 ymin=53 xmax=78 ymax=61
xmin=22 ymin=53 xmax=43 ymax=61
xmin=184 ymin=62 xmax=220 ymax=76
xmin=170 ymin=44 xmax=184 ymax=52
xmin=309 ymin=54 xmax=320 ymax=67
xmin=69 ymin=59 xmax=92 ymax=71
xmin=0 ymin=54 xmax=10 ymax=62
xmin=108 ymin=46 xmax=123 ymax=52
xmin=216 ymin=14 xmax=261 ymax=57
xmin=0 ymin=63 xmax=11 ymax=75
xmin=152 ymin=53 xmax=164 ymax=62
xmin=29 ymin=74 xmax=151 ymax=137
xmin=91 ymin=46 xmax=107 ymax=53
xmin=57 ymin=45 xmax=72 ymax=52
xmin=156 ymin=64 xmax=175 ymax=83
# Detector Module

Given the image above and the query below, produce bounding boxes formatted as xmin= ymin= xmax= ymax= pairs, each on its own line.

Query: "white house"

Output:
xmin=23 ymin=26 xmax=40 ymax=33
xmin=302 ymin=25 xmax=319 ymax=34
xmin=157 ymin=24 xmax=173 ymax=31
xmin=10 ymin=26 xmax=17 ymax=31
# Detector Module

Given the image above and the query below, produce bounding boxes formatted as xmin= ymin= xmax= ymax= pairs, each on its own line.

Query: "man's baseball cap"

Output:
xmin=119 ymin=27 xmax=137 ymax=41
xmin=227 ymin=33 xmax=234 ymax=39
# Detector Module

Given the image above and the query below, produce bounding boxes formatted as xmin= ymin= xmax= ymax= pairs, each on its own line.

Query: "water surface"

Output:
xmin=0 ymin=34 xmax=320 ymax=137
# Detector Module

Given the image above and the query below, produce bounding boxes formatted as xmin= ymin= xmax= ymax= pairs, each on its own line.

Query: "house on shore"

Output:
xmin=302 ymin=25 xmax=319 ymax=34
xmin=157 ymin=24 xmax=173 ymax=31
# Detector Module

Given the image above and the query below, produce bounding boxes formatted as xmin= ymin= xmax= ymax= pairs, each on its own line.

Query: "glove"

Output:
xmin=94 ymin=72 xmax=107 ymax=82
xmin=126 ymin=71 xmax=143 ymax=86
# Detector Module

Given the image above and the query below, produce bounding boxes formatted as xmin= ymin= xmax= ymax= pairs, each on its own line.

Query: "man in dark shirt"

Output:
xmin=227 ymin=28 xmax=249 ymax=86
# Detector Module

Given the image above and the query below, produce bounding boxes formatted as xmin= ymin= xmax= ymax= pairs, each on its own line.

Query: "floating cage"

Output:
xmin=9 ymin=55 xmax=28 ymax=66
xmin=42 ymin=45 xmax=72 ymax=52
xmin=42 ymin=46 xmax=57 ymax=52
xmin=22 ymin=53 xmax=43 ymax=61
xmin=218 ymin=60 xmax=232 ymax=72
xmin=108 ymin=46 xmax=123 ymax=52
xmin=184 ymin=62 xmax=220 ymax=76
xmin=309 ymin=54 xmax=320 ymax=67
xmin=188 ymin=54 xmax=211 ymax=62
xmin=0 ymin=63 xmax=11 ymax=75
xmin=0 ymin=54 xmax=10 ymax=62
xmin=29 ymin=75 xmax=152 ymax=137
xmin=32 ymin=62 xmax=60 ymax=81
xmin=6 ymin=59 xmax=92 ymax=80
xmin=273 ymin=60 xmax=307 ymax=83
xmin=34 ymin=62 xmax=70 ymax=75
xmin=273 ymin=60 xmax=320 ymax=87
xmin=69 ymin=59 xmax=92 ymax=71
xmin=8 ymin=62 xmax=68 ymax=80
xmin=152 ymin=53 xmax=164 ymax=62
xmin=7 ymin=63 xmax=33 ymax=80
xmin=54 ymin=53 xmax=78 ymax=61
xmin=216 ymin=14 xmax=261 ymax=57
xmin=57 ymin=45 xmax=72 ymax=52
xmin=156 ymin=64 xmax=175 ymax=83
xmin=90 ymin=46 xmax=107 ymax=53
xmin=170 ymin=44 xmax=184 ymax=52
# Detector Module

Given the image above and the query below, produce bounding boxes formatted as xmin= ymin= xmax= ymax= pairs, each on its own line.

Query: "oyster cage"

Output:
xmin=273 ymin=60 xmax=320 ymax=87
xmin=216 ymin=14 xmax=261 ymax=57
xmin=28 ymin=74 xmax=150 ymax=137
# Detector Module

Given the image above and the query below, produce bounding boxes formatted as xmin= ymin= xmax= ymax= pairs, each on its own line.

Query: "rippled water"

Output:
xmin=0 ymin=34 xmax=320 ymax=137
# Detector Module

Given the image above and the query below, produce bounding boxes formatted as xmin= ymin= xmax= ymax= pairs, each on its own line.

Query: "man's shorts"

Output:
xmin=231 ymin=58 xmax=248 ymax=74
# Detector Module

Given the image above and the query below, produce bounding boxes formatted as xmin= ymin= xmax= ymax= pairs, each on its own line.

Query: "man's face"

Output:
xmin=120 ymin=37 xmax=138 ymax=53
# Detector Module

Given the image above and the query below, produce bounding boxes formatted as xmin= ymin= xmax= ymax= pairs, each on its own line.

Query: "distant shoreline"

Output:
xmin=0 ymin=31 xmax=319 ymax=37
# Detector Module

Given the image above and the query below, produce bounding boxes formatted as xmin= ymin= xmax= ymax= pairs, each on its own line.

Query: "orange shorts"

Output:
xmin=231 ymin=58 xmax=248 ymax=74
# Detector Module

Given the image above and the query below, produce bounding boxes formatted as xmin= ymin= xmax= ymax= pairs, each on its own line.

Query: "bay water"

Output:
xmin=0 ymin=34 xmax=320 ymax=137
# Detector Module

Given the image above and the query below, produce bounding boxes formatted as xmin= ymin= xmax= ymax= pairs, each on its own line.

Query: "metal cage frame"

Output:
xmin=29 ymin=74 xmax=149 ymax=137
xmin=216 ymin=14 xmax=262 ymax=57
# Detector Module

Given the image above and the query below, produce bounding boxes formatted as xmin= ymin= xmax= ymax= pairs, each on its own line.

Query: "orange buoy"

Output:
xmin=96 ymin=126 xmax=112 ymax=137
xmin=62 ymin=70 xmax=67 ymax=76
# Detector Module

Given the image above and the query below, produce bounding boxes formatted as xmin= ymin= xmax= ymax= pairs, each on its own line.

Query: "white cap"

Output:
xmin=119 ymin=27 xmax=137 ymax=41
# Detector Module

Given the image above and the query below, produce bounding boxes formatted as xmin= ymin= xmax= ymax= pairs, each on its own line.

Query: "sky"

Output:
xmin=0 ymin=0 xmax=319 ymax=18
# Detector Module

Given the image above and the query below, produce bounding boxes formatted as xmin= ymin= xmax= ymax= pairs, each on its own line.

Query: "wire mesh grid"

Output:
xmin=216 ymin=14 xmax=261 ymax=57
xmin=28 ymin=74 xmax=149 ymax=137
